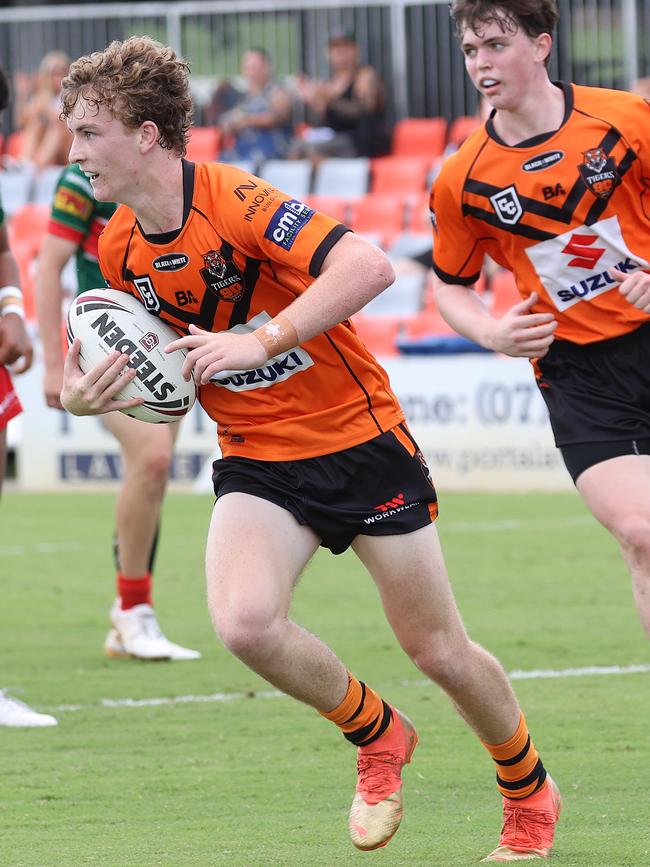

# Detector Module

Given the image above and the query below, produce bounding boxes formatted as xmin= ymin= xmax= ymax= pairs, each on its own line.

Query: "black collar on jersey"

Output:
xmin=486 ymin=81 xmax=573 ymax=149
xmin=136 ymin=158 xmax=195 ymax=244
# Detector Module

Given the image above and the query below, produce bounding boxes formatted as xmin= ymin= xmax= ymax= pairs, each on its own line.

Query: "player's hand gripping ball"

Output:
xmin=66 ymin=288 xmax=197 ymax=423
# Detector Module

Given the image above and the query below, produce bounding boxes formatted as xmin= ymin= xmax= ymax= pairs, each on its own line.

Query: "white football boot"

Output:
xmin=104 ymin=599 xmax=201 ymax=661
xmin=0 ymin=691 xmax=58 ymax=727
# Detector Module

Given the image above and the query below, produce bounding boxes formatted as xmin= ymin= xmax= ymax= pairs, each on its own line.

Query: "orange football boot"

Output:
xmin=348 ymin=707 xmax=418 ymax=851
xmin=482 ymin=776 xmax=562 ymax=862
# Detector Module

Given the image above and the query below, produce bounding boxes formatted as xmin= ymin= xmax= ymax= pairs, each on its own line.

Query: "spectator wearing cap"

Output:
xmin=291 ymin=31 xmax=389 ymax=162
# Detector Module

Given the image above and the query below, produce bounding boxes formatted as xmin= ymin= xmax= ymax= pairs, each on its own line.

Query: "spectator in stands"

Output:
xmin=291 ymin=31 xmax=389 ymax=161
xmin=202 ymin=78 xmax=243 ymax=128
xmin=218 ymin=48 xmax=293 ymax=164
xmin=13 ymin=51 xmax=72 ymax=169
xmin=0 ymin=63 xmax=57 ymax=728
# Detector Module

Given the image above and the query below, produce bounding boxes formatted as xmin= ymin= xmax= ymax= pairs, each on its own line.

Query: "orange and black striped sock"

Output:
xmin=320 ymin=672 xmax=392 ymax=747
xmin=483 ymin=713 xmax=547 ymax=800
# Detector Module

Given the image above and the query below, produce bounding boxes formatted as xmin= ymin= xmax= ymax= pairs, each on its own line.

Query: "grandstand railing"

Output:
xmin=0 ymin=0 xmax=643 ymax=140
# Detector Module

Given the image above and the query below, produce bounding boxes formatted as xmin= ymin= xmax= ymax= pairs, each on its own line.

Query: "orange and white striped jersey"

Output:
xmin=99 ymin=160 xmax=403 ymax=460
xmin=431 ymin=82 xmax=650 ymax=344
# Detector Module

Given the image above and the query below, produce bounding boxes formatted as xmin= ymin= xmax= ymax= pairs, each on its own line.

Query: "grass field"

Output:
xmin=1 ymin=490 xmax=649 ymax=867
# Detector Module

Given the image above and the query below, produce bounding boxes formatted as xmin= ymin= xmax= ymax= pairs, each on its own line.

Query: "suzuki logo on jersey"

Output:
xmin=209 ymin=312 xmax=314 ymax=391
xmin=525 ymin=216 xmax=650 ymax=311
xmin=490 ymin=186 xmax=523 ymax=225
xmin=264 ymin=200 xmax=314 ymax=250
xmin=562 ymin=233 xmax=606 ymax=269
xmin=200 ymin=250 xmax=245 ymax=302
xmin=579 ymin=147 xmax=619 ymax=199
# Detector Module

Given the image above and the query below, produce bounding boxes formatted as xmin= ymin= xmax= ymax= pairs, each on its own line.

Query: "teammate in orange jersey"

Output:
xmin=58 ymin=37 xmax=559 ymax=860
xmin=434 ymin=6 xmax=650 ymax=642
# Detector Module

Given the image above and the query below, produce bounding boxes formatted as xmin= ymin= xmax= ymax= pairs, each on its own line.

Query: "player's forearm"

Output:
xmin=35 ymin=274 xmax=66 ymax=365
xmin=288 ymin=242 xmax=394 ymax=342
xmin=434 ymin=279 xmax=497 ymax=349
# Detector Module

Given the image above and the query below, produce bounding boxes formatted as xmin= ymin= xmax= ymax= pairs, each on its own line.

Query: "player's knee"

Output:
xmin=211 ymin=604 xmax=282 ymax=661
xmin=407 ymin=633 xmax=468 ymax=688
xmin=137 ymin=446 xmax=173 ymax=488
xmin=611 ymin=513 xmax=650 ymax=560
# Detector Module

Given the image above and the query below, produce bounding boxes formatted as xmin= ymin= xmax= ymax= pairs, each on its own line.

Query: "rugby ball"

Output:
xmin=66 ymin=288 xmax=196 ymax=424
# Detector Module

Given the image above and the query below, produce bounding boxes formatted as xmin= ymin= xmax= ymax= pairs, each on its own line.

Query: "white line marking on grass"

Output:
xmin=50 ymin=663 xmax=649 ymax=714
xmin=0 ymin=542 xmax=89 ymax=556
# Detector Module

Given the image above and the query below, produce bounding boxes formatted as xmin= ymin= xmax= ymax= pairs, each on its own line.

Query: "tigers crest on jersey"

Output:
xmin=579 ymin=147 xmax=618 ymax=199
xmin=200 ymin=250 xmax=245 ymax=302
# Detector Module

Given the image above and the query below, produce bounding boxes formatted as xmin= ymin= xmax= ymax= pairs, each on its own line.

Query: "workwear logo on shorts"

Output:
xmin=526 ymin=216 xmax=649 ymax=311
xmin=489 ymin=186 xmax=523 ymax=225
xmin=579 ymin=148 xmax=619 ymax=199
xmin=200 ymin=250 xmax=245 ymax=302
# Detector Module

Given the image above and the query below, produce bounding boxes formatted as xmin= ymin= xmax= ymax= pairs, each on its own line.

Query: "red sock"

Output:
xmin=117 ymin=572 xmax=152 ymax=610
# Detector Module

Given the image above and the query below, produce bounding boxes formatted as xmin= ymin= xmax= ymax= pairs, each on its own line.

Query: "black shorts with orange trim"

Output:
xmin=212 ymin=423 xmax=439 ymax=555
xmin=535 ymin=322 xmax=650 ymax=479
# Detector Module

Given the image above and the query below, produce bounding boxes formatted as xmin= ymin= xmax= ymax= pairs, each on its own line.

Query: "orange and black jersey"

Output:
xmin=432 ymin=82 xmax=650 ymax=345
xmin=99 ymin=160 xmax=404 ymax=460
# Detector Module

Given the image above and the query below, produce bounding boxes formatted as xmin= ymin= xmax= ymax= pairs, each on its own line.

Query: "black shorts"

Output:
xmin=212 ymin=423 xmax=438 ymax=555
xmin=536 ymin=321 xmax=650 ymax=482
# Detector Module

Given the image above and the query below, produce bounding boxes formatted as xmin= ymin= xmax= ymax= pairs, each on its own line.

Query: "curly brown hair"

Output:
xmin=60 ymin=36 xmax=193 ymax=156
xmin=451 ymin=0 xmax=559 ymax=64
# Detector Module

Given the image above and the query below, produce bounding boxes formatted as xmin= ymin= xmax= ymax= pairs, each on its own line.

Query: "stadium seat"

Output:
xmin=186 ymin=126 xmax=221 ymax=162
xmin=347 ymin=193 xmax=408 ymax=247
xmin=362 ymin=271 xmax=424 ymax=316
xmin=0 ymin=165 xmax=35 ymax=216
xmin=405 ymin=193 xmax=432 ymax=234
xmin=7 ymin=203 xmax=50 ymax=321
xmin=259 ymin=159 xmax=312 ymax=199
xmin=391 ymin=117 xmax=448 ymax=158
xmin=304 ymin=195 xmax=349 ymax=223
xmin=386 ymin=231 xmax=431 ymax=260
xmin=447 ymin=115 xmax=482 ymax=148
xmin=4 ymin=131 xmax=24 ymax=159
xmin=488 ymin=269 xmax=520 ymax=317
xmin=32 ymin=165 xmax=65 ymax=206
xmin=370 ymin=155 xmax=432 ymax=195
xmin=312 ymin=157 xmax=369 ymax=198
xmin=401 ymin=307 xmax=455 ymax=339
xmin=351 ymin=314 xmax=400 ymax=357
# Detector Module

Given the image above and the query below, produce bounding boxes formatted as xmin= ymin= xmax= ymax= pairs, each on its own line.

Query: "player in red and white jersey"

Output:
xmin=59 ymin=37 xmax=557 ymax=859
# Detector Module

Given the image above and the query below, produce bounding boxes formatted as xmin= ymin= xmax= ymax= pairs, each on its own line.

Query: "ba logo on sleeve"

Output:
xmin=264 ymin=200 xmax=314 ymax=250
xmin=489 ymin=185 xmax=523 ymax=225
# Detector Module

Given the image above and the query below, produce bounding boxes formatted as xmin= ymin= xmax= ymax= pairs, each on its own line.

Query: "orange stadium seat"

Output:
xmin=347 ymin=193 xmax=408 ymax=246
xmin=4 ymin=131 xmax=24 ymax=159
xmin=351 ymin=314 xmax=400 ymax=357
xmin=489 ymin=269 xmax=520 ymax=317
xmin=391 ymin=117 xmax=448 ymax=158
xmin=369 ymin=156 xmax=432 ymax=195
xmin=447 ymin=115 xmax=482 ymax=148
xmin=403 ymin=308 xmax=456 ymax=339
xmin=304 ymin=195 xmax=349 ymax=224
xmin=186 ymin=126 xmax=221 ymax=162
xmin=7 ymin=203 xmax=50 ymax=320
